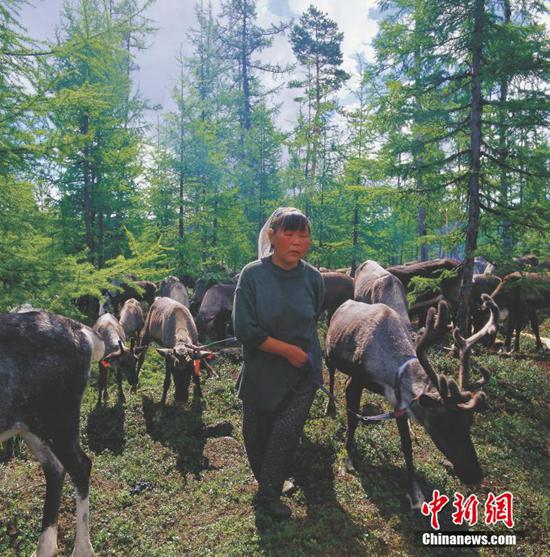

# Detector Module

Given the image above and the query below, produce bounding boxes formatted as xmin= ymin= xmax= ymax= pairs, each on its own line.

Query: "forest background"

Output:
xmin=1 ymin=0 xmax=549 ymax=319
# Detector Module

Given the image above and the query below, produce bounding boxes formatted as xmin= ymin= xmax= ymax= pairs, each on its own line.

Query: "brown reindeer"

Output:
xmin=325 ymin=296 xmax=496 ymax=508
xmin=102 ymin=279 xmax=157 ymax=315
xmin=195 ymin=283 xmax=236 ymax=341
xmin=320 ymin=271 xmax=354 ymax=324
xmin=387 ymin=258 xmax=462 ymax=288
xmin=491 ymin=272 xmax=550 ymax=352
xmin=137 ymin=297 xmax=214 ymax=405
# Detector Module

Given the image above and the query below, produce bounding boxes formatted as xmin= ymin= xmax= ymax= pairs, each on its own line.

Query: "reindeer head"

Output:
xmin=411 ymin=295 xmax=498 ymax=485
xmin=156 ymin=344 xmax=215 ymax=403
xmin=102 ymin=340 xmax=143 ymax=387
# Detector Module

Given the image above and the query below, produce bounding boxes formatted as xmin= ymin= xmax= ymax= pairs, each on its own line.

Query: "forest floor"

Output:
xmin=0 ymin=329 xmax=548 ymax=556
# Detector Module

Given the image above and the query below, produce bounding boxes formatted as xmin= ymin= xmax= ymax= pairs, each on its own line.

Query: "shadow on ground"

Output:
xmin=252 ymin=431 xmax=365 ymax=556
xmin=86 ymin=400 xmax=126 ymax=454
xmin=141 ymin=391 xmax=234 ymax=483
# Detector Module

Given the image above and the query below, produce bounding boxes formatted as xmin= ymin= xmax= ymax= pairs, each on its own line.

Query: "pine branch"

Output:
xmin=482 ymin=150 xmax=550 ymax=178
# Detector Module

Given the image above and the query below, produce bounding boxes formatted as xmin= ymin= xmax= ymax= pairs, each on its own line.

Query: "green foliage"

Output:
xmin=1 ymin=340 xmax=548 ymax=555
xmin=0 ymin=0 xmax=548 ymax=314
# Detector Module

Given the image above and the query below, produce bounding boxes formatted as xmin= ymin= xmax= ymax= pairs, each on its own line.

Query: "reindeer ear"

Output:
xmin=156 ymin=348 xmax=172 ymax=358
xmin=417 ymin=393 xmax=441 ymax=408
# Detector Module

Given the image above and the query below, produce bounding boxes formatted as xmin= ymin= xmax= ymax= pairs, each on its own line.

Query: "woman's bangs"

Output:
xmin=274 ymin=212 xmax=311 ymax=232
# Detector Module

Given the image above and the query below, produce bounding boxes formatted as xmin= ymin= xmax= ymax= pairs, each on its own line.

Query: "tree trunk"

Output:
xmin=178 ymin=62 xmax=185 ymax=241
xmin=81 ymin=112 xmax=94 ymax=255
xmin=499 ymin=0 xmax=512 ymax=254
xmin=414 ymin=11 xmax=428 ymax=261
xmin=241 ymin=3 xmax=251 ymax=132
xmin=351 ymin=192 xmax=359 ymax=276
xmin=458 ymin=0 xmax=484 ymax=341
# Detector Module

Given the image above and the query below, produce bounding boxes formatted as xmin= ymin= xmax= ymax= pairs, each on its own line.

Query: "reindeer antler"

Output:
xmin=414 ymin=299 xmax=488 ymax=413
xmin=436 ymin=374 xmax=488 ymax=411
xmin=415 ymin=299 xmax=450 ymax=388
xmin=453 ymin=294 xmax=499 ymax=390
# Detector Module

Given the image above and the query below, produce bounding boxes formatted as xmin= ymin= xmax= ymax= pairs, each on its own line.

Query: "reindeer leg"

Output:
xmin=23 ymin=432 xmax=65 ymax=557
xmin=135 ymin=344 xmax=148 ymax=376
xmin=52 ymin=439 xmax=94 ymax=557
xmin=96 ymin=363 xmax=107 ymax=407
xmin=345 ymin=378 xmax=362 ymax=473
xmin=529 ymin=309 xmax=544 ymax=352
xmin=325 ymin=363 xmax=337 ymax=417
xmin=161 ymin=360 xmax=171 ymax=406
xmin=396 ymin=415 xmax=424 ymax=510
xmin=116 ymin=367 xmax=125 ymax=404
xmin=504 ymin=314 xmax=514 ymax=352
xmin=202 ymin=359 xmax=220 ymax=380
xmin=192 ymin=366 xmax=202 ymax=398
xmin=513 ymin=312 xmax=524 ymax=353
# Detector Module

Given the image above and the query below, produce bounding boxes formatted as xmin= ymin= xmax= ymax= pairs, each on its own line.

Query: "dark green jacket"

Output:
xmin=232 ymin=255 xmax=325 ymax=412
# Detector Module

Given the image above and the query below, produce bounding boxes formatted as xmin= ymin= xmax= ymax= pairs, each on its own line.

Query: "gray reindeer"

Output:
xmin=0 ymin=310 xmax=107 ymax=556
xmin=137 ymin=297 xmax=215 ymax=405
xmin=325 ymin=295 xmax=497 ymax=508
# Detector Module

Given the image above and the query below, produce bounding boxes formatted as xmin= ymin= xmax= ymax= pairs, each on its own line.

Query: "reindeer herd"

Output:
xmin=1 ymin=258 xmax=548 ymax=556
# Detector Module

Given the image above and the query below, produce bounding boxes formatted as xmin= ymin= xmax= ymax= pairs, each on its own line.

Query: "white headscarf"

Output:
xmin=257 ymin=207 xmax=303 ymax=259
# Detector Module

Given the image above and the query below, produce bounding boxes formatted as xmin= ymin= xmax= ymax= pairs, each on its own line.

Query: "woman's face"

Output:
xmin=268 ymin=226 xmax=311 ymax=269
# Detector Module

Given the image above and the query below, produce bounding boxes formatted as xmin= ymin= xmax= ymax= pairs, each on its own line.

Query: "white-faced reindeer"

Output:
xmin=137 ymin=297 xmax=215 ymax=405
xmin=325 ymin=295 xmax=497 ymax=508
xmin=92 ymin=313 xmax=142 ymax=406
xmin=0 ymin=310 xmax=107 ymax=557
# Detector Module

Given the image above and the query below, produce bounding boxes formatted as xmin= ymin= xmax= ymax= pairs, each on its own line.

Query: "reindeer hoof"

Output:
xmin=345 ymin=456 xmax=356 ymax=474
xmin=406 ymin=484 xmax=425 ymax=510
xmin=70 ymin=544 xmax=94 ymax=557
xmin=325 ymin=401 xmax=336 ymax=418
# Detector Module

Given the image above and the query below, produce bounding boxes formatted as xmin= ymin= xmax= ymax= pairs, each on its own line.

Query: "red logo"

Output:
xmin=452 ymin=492 xmax=480 ymax=526
xmin=422 ymin=490 xmax=515 ymax=529
xmin=421 ymin=489 xmax=449 ymax=530
xmin=485 ymin=492 xmax=514 ymax=528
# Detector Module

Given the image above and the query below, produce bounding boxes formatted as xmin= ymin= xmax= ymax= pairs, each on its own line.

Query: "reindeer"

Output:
xmin=325 ymin=260 xmax=410 ymax=417
xmin=0 ymin=310 xmax=107 ymax=557
xmin=195 ymin=283 xmax=236 ymax=341
xmin=325 ymin=295 xmax=497 ymax=508
xmin=491 ymin=272 xmax=550 ymax=352
xmin=101 ymin=279 xmax=157 ymax=315
xmin=93 ymin=313 xmax=141 ymax=406
xmin=387 ymin=258 xmax=462 ymax=288
xmin=354 ymin=260 xmax=412 ymax=334
xmin=137 ymin=297 xmax=215 ymax=405
xmin=119 ymin=298 xmax=144 ymax=349
xmin=158 ymin=275 xmax=190 ymax=308
xmin=320 ymin=271 xmax=354 ymax=325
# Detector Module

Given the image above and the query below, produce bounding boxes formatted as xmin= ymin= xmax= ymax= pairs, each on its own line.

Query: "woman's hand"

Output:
xmin=258 ymin=337 xmax=308 ymax=368
xmin=285 ymin=345 xmax=308 ymax=368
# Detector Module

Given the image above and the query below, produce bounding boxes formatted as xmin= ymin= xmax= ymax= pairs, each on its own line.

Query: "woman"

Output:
xmin=232 ymin=207 xmax=325 ymax=519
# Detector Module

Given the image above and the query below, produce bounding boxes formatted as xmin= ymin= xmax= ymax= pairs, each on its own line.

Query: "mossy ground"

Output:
xmin=0 ymin=330 xmax=548 ymax=556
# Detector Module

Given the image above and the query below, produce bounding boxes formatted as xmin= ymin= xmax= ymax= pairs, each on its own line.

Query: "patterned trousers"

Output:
xmin=242 ymin=387 xmax=315 ymax=500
